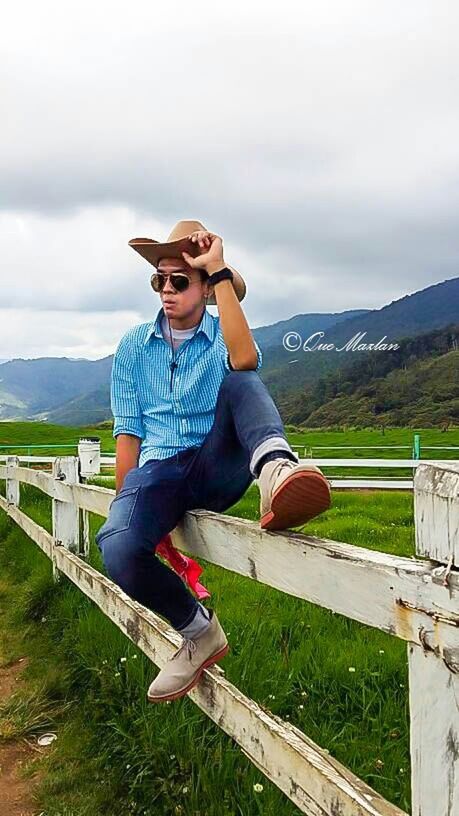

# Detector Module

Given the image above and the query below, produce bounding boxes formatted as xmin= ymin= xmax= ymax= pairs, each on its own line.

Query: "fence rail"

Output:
xmin=1 ymin=456 xmax=459 ymax=815
xmin=1 ymin=453 xmax=457 ymax=492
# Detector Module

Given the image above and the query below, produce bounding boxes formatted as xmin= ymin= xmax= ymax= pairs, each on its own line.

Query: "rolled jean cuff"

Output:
xmin=175 ymin=600 xmax=200 ymax=631
xmin=250 ymin=436 xmax=298 ymax=477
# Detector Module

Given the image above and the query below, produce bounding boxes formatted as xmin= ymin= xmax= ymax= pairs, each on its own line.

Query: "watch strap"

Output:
xmin=206 ymin=267 xmax=234 ymax=287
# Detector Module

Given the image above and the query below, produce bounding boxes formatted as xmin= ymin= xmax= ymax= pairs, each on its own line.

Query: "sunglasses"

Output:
xmin=150 ymin=272 xmax=200 ymax=294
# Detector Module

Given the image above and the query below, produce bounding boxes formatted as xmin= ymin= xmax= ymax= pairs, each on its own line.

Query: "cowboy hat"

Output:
xmin=128 ymin=220 xmax=246 ymax=305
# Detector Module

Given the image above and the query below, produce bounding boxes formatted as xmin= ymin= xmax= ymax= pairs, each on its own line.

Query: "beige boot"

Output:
xmin=147 ymin=609 xmax=229 ymax=703
xmin=258 ymin=458 xmax=332 ymax=531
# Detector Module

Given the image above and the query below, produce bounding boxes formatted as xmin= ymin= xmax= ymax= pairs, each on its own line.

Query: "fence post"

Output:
xmin=52 ymin=456 xmax=80 ymax=582
xmin=409 ymin=462 xmax=459 ymax=815
xmin=6 ymin=455 xmax=20 ymax=506
xmin=78 ymin=437 xmax=100 ymax=558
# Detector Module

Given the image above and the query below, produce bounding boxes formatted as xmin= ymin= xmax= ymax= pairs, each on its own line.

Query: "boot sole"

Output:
xmin=147 ymin=643 xmax=230 ymax=703
xmin=260 ymin=471 xmax=331 ymax=531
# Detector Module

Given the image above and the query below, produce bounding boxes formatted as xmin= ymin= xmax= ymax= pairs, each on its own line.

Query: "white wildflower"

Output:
xmin=348 ymin=666 xmax=356 ymax=672
xmin=120 ymin=657 xmax=127 ymax=663
xmin=253 ymin=783 xmax=263 ymax=793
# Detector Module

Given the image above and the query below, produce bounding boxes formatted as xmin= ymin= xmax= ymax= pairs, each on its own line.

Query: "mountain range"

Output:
xmin=1 ymin=275 xmax=458 ymax=428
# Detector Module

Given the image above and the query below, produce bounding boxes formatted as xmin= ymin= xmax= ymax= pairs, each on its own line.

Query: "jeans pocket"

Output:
xmin=95 ymin=485 xmax=140 ymax=547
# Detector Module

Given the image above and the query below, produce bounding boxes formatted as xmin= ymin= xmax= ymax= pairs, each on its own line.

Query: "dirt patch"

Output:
xmin=0 ymin=656 xmax=44 ymax=816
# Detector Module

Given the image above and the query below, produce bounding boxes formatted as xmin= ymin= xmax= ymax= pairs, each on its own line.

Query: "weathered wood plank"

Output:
xmin=3 ymin=464 xmax=459 ymax=661
xmin=5 ymin=456 xmax=20 ymax=506
xmin=52 ymin=457 xmax=80 ymax=580
xmin=414 ymin=462 xmax=459 ymax=567
xmin=53 ymin=548 xmax=407 ymax=816
xmin=173 ymin=510 xmax=459 ymax=665
xmin=408 ymin=643 xmax=459 ymax=816
xmin=0 ymin=493 xmax=405 ymax=815
xmin=410 ymin=461 xmax=459 ymax=816
xmin=0 ymin=464 xmax=113 ymax=516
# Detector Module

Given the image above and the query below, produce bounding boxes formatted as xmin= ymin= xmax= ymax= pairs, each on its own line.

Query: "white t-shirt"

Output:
xmin=161 ymin=314 xmax=198 ymax=351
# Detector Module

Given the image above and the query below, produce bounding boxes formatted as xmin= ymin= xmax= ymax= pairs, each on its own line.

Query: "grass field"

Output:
xmin=0 ymin=420 xmax=455 ymax=814
xmin=1 ymin=420 xmax=459 ymax=481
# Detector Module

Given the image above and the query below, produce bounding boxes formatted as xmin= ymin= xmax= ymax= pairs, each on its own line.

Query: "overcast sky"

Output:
xmin=1 ymin=1 xmax=458 ymax=360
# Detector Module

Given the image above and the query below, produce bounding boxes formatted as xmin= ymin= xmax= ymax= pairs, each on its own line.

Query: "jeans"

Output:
xmin=95 ymin=370 xmax=297 ymax=630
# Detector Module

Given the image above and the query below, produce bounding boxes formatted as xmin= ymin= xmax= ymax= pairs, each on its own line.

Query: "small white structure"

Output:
xmin=78 ymin=437 xmax=101 ymax=478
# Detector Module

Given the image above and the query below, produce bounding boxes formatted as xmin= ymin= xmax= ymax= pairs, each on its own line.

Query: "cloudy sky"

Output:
xmin=1 ymin=0 xmax=458 ymax=360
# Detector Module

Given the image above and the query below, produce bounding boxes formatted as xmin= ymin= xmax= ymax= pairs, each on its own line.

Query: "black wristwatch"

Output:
xmin=206 ymin=266 xmax=234 ymax=287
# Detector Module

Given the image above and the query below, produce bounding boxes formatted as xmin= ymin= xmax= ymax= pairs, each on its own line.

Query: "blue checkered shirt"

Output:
xmin=111 ymin=305 xmax=263 ymax=466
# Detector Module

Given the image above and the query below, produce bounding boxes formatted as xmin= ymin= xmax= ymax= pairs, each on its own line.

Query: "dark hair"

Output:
xmin=198 ymin=269 xmax=209 ymax=283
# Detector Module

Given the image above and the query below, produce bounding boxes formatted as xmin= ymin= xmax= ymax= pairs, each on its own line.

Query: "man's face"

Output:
xmin=156 ymin=257 xmax=208 ymax=320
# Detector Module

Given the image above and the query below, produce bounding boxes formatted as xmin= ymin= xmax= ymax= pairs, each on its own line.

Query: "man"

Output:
xmin=95 ymin=220 xmax=331 ymax=703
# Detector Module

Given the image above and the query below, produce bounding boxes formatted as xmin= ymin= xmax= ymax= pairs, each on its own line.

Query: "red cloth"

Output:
xmin=156 ymin=534 xmax=211 ymax=600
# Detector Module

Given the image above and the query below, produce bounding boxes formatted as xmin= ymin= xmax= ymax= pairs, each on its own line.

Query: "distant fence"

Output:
xmin=1 ymin=450 xmax=458 ymax=490
xmin=1 ymin=454 xmax=458 ymax=815
xmin=1 ymin=435 xmax=459 ymax=491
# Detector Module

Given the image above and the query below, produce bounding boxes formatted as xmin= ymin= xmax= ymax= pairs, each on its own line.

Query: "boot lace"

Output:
xmin=172 ymin=637 xmax=197 ymax=661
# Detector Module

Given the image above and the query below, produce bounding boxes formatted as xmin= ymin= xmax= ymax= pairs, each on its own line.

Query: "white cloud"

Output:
xmin=0 ymin=307 xmax=143 ymax=361
xmin=1 ymin=0 xmax=458 ymax=357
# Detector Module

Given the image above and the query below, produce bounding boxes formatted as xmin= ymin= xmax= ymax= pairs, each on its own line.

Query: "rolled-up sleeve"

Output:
xmin=111 ymin=331 xmax=144 ymax=439
xmin=254 ymin=340 xmax=263 ymax=372
xmin=218 ymin=328 xmax=263 ymax=373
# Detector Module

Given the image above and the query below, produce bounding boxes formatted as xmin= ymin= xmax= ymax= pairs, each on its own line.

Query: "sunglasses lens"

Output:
xmin=171 ymin=274 xmax=190 ymax=292
xmin=151 ymin=273 xmax=190 ymax=293
xmin=151 ymin=274 xmax=163 ymax=292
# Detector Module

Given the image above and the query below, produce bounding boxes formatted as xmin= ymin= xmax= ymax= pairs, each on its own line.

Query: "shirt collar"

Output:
xmin=144 ymin=305 xmax=215 ymax=345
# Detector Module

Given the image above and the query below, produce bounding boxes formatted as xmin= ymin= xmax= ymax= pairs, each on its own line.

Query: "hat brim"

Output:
xmin=128 ymin=236 xmax=246 ymax=304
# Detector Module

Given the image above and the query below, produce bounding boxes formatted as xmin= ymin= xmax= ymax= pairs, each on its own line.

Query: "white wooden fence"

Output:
xmin=1 ymin=455 xmax=459 ymax=815
xmin=2 ymin=453 xmax=457 ymax=490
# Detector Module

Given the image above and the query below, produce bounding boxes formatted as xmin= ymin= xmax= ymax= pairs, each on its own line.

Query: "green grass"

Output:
xmin=1 ymin=420 xmax=459 ymax=458
xmin=2 ymin=421 xmax=458 ymax=485
xmin=0 ymin=466 xmax=414 ymax=816
xmin=0 ymin=420 xmax=115 ymax=458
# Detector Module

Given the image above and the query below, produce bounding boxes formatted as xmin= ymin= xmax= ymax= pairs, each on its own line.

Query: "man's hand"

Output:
xmin=182 ymin=230 xmax=225 ymax=274
xmin=182 ymin=229 xmax=258 ymax=370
